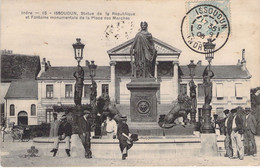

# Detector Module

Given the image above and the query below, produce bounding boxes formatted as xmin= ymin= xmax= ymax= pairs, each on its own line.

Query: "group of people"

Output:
xmin=49 ymin=111 xmax=135 ymax=160
xmin=217 ymin=107 xmax=257 ymax=160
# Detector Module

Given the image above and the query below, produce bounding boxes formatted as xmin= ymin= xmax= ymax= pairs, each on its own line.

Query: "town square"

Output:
xmin=1 ymin=0 xmax=260 ymax=167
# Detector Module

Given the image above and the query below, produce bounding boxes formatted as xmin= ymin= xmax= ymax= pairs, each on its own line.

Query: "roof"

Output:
xmin=1 ymin=54 xmax=41 ymax=82
xmin=38 ymin=66 xmax=110 ymax=80
xmin=38 ymin=64 xmax=251 ymax=80
xmin=179 ymin=65 xmax=251 ymax=79
xmin=5 ymin=80 xmax=38 ymax=99
xmin=107 ymin=37 xmax=181 ymax=56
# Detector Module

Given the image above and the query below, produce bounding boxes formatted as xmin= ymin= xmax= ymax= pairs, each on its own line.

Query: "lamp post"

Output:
xmin=86 ymin=60 xmax=98 ymax=136
xmin=188 ymin=60 xmax=197 ymax=125
xmin=86 ymin=60 xmax=97 ymax=109
xmin=201 ymin=38 xmax=215 ymax=133
xmin=72 ymin=38 xmax=85 ymax=133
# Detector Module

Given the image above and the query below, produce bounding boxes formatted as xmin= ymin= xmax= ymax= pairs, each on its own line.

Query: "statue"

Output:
xmin=160 ymin=93 xmax=192 ymax=128
xmin=130 ymin=21 xmax=157 ymax=78
xmin=73 ymin=65 xmax=84 ymax=105
xmin=189 ymin=80 xmax=197 ymax=110
xmin=90 ymin=80 xmax=97 ymax=108
xmin=202 ymin=65 xmax=214 ymax=105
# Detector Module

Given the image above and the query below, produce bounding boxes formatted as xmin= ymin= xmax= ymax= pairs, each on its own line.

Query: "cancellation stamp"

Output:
xmin=181 ymin=4 xmax=230 ymax=54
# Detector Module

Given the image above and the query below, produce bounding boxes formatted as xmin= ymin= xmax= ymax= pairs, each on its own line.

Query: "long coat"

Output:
xmin=77 ymin=116 xmax=91 ymax=134
xmin=229 ymin=114 xmax=243 ymax=135
xmin=245 ymin=113 xmax=257 ymax=134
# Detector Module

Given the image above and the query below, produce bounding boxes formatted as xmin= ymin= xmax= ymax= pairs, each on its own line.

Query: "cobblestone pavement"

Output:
xmin=1 ymin=135 xmax=260 ymax=167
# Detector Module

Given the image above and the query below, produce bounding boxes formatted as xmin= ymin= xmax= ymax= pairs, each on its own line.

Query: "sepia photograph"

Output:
xmin=0 ymin=0 xmax=260 ymax=167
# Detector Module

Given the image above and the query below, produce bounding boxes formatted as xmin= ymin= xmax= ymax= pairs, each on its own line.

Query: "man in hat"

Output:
xmin=50 ymin=114 xmax=72 ymax=157
xmin=230 ymin=108 xmax=244 ymax=160
xmin=117 ymin=115 xmax=133 ymax=160
xmin=102 ymin=114 xmax=117 ymax=139
xmin=243 ymin=107 xmax=257 ymax=156
xmin=77 ymin=110 xmax=92 ymax=158
xmin=216 ymin=109 xmax=233 ymax=157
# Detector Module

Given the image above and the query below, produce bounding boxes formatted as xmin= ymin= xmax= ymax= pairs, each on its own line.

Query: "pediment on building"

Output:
xmin=107 ymin=37 xmax=181 ymax=55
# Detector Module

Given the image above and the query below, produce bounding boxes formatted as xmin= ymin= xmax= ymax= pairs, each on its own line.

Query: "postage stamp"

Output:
xmin=181 ymin=1 xmax=231 ymax=54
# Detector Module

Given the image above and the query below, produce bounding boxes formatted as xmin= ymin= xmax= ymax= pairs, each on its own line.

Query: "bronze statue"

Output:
xmin=189 ymin=80 xmax=197 ymax=110
xmin=130 ymin=22 xmax=157 ymax=78
xmin=202 ymin=65 xmax=214 ymax=105
xmin=160 ymin=93 xmax=192 ymax=128
xmin=73 ymin=65 xmax=84 ymax=105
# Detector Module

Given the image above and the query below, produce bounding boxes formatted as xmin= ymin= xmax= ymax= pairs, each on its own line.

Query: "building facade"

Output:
xmin=2 ymin=38 xmax=252 ymax=125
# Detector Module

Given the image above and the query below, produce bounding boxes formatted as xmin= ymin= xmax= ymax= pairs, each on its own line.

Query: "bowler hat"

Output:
xmin=223 ymin=109 xmax=229 ymax=114
xmin=83 ymin=110 xmax=91 ymax=114
xmin=245 ymin=107 xmax=251 ymax=111
xmin=231 ymin=109 xmax=237 ymax=113
xmin=60 ymin=114 xmax=67 ymax=120
xmin=120 ymin=115 xmax=127 ymax=121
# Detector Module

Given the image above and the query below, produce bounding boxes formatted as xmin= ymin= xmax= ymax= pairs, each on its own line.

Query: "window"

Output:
xmin=235 ymin=83 xmax=243 ymax=99
xmin=46 ymin=109 xmax=53 ymax=123
xmin=46 ymin=85 xmax=53 ymax=98
xmin=102 ymin=84 xmax=109 ymax=96
xmin=180 ymin=84 xmax=187 ymax=95
xmin=31 ymin=104 xmax=36 ymax=116
xmin=216 ymin=83 xmax=224 ymax=100
xmin=84 ymin=84 xmax=91 ymax=98
xmin=198 ymin=84 xmax=204 ymax=98
xmin=10 ymin=104 xmax=15 ymax=116
xmin=65 ymin=84 xmax=73 ymax=98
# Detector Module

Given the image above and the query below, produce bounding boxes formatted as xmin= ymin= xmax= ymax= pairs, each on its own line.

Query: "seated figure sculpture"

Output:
xmin=160 ymin=93 xmax=192 ymax=128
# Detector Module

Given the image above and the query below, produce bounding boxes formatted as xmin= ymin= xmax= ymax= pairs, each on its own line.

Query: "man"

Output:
xmin=50 ymin=114 xmax=72 ymax=157
xmin=230 ymin=108 xmax=244 ymax=160
xmin=49 ymin=113 xmax=60 ymax=138
xmin=244 ymin=107 xmax=257 ymax=156
xmin=216 ymin=109 xmax=233 ymax=157
xmin=102 ymin=114 xmax=117 ymax=139
xmin=130 ymin=21 xmax=157 ymax=78
xmin=77 ymin=110 xmax=92 ymax=158
xmin=1 ymin=118 xmax=7 ymax=142
xmin=117 ymin=115 xmax=133 ymax=160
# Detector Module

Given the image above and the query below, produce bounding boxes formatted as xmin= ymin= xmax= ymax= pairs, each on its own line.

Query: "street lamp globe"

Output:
xmin=188 ymin=60 xmax=197 ymax=78
xmin=72 ymin=38 xmax=85 ymax=64
xmin=203 ymin=38 xmax=215 ymax=63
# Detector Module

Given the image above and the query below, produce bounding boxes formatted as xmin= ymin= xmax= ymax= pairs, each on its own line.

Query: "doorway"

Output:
xmin=17 ymin=111 xmax=28 ymax=125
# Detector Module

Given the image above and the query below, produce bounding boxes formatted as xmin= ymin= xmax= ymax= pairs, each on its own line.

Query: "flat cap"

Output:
xmin=231 ymin=109 xmax=237 ymax=113
xmin=223 ymin=109 xmax=230 ymax=114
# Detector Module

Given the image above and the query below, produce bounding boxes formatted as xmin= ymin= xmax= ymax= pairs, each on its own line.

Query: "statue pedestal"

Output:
xmin=71 ymin=134 xmax=85 ymax=157
xmin=200 ymin=134 xmax=218 ymax=156
xmin=127 ymin=78 xmax=160 ymax=122
xmin=201 ymin=105 xmax=215 ymax=133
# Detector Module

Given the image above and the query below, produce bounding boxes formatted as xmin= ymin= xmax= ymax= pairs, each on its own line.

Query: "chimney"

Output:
xmin=197 ymin=60 xmax=202 ymax=65
xmin=45 ymin=60 xmax=51 ymax=71
xmin=41 ymin=58 xmax=47 ymax=72
xmin=241 ymin=49 xmax=246 ymax=71
xmin=85 ymin=60 xmax=90 ymax=66
xmin=47 ymin=61 xmax=51 ymax=67
xmin=237 ymin=59 xmax=241 ymax=65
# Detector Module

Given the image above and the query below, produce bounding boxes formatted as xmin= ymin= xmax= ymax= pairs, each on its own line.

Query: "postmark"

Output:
xmin=181 ymin=4 xmax=230 ymax=54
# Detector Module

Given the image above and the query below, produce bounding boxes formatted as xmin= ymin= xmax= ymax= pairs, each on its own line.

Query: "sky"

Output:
xmin=1 ymin=0 xmax=260 ymax=87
